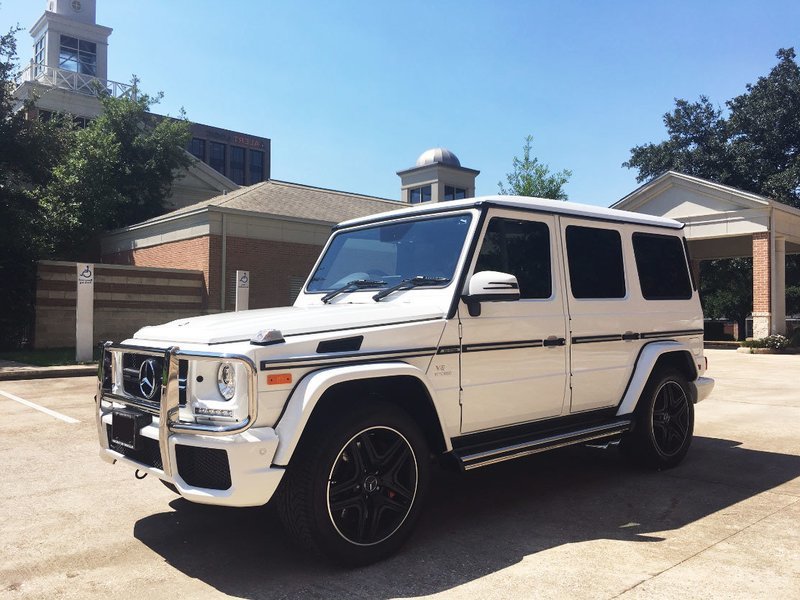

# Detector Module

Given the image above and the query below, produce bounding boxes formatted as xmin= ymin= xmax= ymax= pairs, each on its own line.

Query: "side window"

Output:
xmin=475 ymin=218 xmax=552 ymax=299
xmin=632 ymin=233 xmax=693 ymax=300
xmin=566 ymin=225 xmax=625 ymax=299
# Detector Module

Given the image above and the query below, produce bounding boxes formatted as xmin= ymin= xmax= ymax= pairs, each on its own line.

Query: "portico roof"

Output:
xmin=612 ymin=171 xmax=800 ymax=253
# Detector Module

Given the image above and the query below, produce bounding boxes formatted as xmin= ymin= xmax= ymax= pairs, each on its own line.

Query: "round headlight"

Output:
xmin=217 ymin=362 xmax=236 ymax=400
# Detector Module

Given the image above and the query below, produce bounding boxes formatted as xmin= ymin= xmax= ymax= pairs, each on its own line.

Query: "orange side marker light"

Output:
xmin=267 ymin=373 xmax=293 ymax=385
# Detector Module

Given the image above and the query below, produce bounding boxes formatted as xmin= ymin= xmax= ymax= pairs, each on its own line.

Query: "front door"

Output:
xmin=459 ymin=209 xmax=569 ymax=433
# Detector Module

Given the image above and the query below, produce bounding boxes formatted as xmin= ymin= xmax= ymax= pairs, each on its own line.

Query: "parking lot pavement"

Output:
xmin=0 ymin=349 xmax=798 ymax=599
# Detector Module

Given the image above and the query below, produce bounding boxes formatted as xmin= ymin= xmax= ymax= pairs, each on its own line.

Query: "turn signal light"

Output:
xmin=267 ymin=373 xmax=292 ymax=385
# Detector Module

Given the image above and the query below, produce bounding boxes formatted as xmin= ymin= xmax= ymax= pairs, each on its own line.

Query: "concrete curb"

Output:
xmin=0 ymin=365 xmax=97 ymax=381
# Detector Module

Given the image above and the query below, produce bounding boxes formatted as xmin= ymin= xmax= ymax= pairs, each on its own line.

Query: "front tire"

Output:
xmin=276 ymin=402 xmax=430 ymax=566
xmin=621 ymin=368 xmax=694 ymax=469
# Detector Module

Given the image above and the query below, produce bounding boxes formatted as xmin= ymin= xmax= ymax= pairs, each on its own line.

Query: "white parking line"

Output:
xmin=0 ymin=389 xmax=80 ymax=424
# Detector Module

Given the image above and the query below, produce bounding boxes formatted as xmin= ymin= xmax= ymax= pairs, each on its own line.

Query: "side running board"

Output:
xmin=453 ymin=419 xmax=633 ymax=471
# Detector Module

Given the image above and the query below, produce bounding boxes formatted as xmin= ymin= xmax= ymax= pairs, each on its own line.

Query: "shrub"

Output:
xmin=741 ymin=334 xmax=790 ymax=350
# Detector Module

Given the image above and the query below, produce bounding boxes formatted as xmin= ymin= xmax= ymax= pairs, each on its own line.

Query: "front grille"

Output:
xmin=175 ymin=445 xmax=232 ymax=490
xmin=106 ymin=425 xmax=163 ymax=470
xmin=122 ymin=353 xmax=164 ymax=407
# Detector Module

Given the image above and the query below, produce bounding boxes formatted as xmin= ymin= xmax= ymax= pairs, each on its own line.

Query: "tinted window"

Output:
xmin=409 ymin=185 xmax=432 ymax=204
xmin=475 ymin=218 xmax=552 ymax=299
xmin=230 ymin=146 xmax=245 ymax=184
xmin=566 ymin=225 xmax=625 ymax=299
xmin=209 ymin=142 xmax=225 ymax=174
xmin=633 ymin=233 xmax=692 ymax=300
xmin=189 ymin=138 xmax=205 ymax=161
xmin=249 ymin=150 xmax=264 ymax=183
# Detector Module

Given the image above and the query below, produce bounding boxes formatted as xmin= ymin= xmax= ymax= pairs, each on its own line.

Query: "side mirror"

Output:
xmin=462 ymin=271 xmax=520 ymax=316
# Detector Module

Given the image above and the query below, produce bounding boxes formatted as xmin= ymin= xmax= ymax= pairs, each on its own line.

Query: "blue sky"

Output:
xmin=4 ymin=0 xmax=800 ymax=206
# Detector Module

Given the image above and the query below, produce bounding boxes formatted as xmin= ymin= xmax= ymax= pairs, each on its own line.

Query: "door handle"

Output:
xmin=543 ymin=336 xmax=565 ymax=347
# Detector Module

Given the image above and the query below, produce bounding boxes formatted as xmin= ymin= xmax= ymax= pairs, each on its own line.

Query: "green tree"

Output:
xmin=38 ymin=90 xmax=191 ymax=259
xmin=625 ymin=48 xmax=800 ymax=209
xmin=499 ymin=135 xmax=572 ymax=200
xmin=699 ymin=258 xmax=753 ymax=339
xmin=625 ymin=48 xmax=800 ymax=326
xmin=0 ymin=24 xmax=69 ymax=348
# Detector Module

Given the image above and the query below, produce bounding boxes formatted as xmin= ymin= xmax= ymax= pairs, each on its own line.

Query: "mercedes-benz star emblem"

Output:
xmin=138 ymin=359 xmax=158 ymax=399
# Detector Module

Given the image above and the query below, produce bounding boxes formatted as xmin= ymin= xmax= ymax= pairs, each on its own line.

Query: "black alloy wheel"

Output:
xmin=651 ymin=380 xmax=690 ymax=457
xmin=275 ymin=401 xmax=429 ymax=565
xmin=621 ymin=368 xmax=694 ymax=469
xmin=327 ymin=426 xmax=418 ymax=546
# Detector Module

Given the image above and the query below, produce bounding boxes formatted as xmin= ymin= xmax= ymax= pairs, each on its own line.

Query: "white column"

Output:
xmin=772 ymin=236 xmax=786 ymax=334
xmin=235 ymin=270 xmax=250 ymax=311
xmin=76 ymin=263 xmax=94 ymax=362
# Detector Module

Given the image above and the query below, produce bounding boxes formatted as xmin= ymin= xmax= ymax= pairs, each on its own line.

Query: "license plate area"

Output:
xmin=111 ymin=409 xmax=152 ymax=450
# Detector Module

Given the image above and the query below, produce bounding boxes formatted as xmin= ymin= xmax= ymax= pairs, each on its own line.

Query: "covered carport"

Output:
xmin=614 ymin=171 xmax=800 ymax=337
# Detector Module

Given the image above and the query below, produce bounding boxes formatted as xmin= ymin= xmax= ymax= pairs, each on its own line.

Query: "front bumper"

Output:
xmin=693 ymin=376 xmax=715 ymax=402
xmin=96 ymin=343 xmax=283 ymax=507
xmin=99 ymin=412 xmax=285 ymax=507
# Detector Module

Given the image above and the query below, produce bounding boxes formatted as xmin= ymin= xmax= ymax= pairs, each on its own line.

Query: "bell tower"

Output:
xmin=31 ymin=0 xmax=112 ymax=81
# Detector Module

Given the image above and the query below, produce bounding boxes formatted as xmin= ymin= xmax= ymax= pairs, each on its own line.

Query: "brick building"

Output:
xmin=101 ymin=180 xmax=404 ymax=312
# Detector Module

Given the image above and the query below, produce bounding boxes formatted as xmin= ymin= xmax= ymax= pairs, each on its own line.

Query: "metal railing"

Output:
xmin=14 ymin=62 xmax=137 ymax=100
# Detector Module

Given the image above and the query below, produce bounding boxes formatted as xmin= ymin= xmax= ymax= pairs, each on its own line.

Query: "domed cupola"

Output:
xmin=398 ymin=148 xmax=480 ymax=204
xmin=415 ymin=147 xmax=462 ymax=168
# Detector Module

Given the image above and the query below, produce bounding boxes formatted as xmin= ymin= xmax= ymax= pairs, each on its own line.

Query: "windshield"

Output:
xmin=307 ymin=213 xmax=474 ymax=293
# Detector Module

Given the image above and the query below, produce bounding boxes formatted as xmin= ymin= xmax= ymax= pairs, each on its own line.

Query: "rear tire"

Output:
xmin=621 ymin=368 xmax=694 ymax=469
xmin=276 ymin=402 xmax=430 ymax=566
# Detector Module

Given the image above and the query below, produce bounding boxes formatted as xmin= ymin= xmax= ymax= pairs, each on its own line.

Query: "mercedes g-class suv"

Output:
xmin=96 ymin=195 xmax=714 ymax=564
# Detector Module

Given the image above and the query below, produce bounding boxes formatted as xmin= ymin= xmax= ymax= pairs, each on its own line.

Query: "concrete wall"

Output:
xmin=34 ymin=261 xmax=205 ymax=349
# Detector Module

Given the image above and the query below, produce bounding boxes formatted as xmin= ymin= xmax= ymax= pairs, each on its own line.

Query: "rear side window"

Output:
xmin=632 ymin=233 xmax=693 ymax=300
xmin=565 ymin=225 xmax=625 ymax=299
xmin=475 ymin=218 xmax=552 ymax=299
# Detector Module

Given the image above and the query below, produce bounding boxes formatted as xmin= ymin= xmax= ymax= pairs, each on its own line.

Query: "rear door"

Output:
xmin=560 ymin=220 xmax=640 ymax=412
xmin=459 ymin=209 xmax=569 ymax=432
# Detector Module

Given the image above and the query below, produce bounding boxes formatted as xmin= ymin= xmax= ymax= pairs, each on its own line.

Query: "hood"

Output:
xmin=133 ymin=303 xmax=445 ymax=345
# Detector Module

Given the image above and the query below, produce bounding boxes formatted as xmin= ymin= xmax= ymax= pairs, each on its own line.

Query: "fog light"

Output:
xmin=195 ymin=407 xmax=234 ymax=418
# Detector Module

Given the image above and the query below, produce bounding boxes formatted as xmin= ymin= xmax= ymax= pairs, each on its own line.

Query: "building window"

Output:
xmin=189 ymin=138 xmax=205 ymax=161
xmin=59 ymin=35 xmax=96 ymax=76
xmin=475 ymin=218 xmax=552 ymax=299
xmin=34 ymin=37 xmax=46 ymax=75
xmin=409 ymin=185 xmax=432 ymax=204
xmin=632 ymin=233 xmax=692 ymax=300
xmin=209 ymin=142 xmax=226 ymax=175
xmin=229 ymin=146 xmax=245 ymax=184
xmin=249 ymin=150 xmax=264 ymax=183
xmin=565 ymin=225 xmax=626 ymax=299
xmin=444 ymin=185 xmax=466 ymax=201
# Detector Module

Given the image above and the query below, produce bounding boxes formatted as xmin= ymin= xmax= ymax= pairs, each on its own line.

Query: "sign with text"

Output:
xmin=235 ymin=270 xmax=249 ymax=312
xmin=76 ymin=263 xmax=94 ymax=362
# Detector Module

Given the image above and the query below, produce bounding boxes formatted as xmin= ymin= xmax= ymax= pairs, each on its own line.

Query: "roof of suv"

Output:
xmin=335 ymin=195 xmax=684 ymax=230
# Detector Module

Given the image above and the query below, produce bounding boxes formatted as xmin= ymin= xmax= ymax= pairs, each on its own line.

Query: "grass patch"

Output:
xmin=0 ymin=347 xmax=100 ymax=366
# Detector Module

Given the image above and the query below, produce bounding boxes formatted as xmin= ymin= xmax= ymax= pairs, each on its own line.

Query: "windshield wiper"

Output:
xmin=321 ymin=279 xmax=386 ymax=304
xmin=372 ymin=276 xmax=450 ymax=302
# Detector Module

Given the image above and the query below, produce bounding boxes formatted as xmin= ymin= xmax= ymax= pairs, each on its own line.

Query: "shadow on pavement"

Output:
xmin=134 ymin=436 xmax=800 ymax=599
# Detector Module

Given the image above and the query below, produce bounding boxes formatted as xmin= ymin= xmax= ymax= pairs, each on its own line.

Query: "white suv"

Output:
xmin=96 ymin=195 xmax=714 ymax=564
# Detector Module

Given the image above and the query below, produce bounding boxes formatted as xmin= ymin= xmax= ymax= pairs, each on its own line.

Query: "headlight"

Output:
xmin=217 ymin=362 xmax=236 ymax=400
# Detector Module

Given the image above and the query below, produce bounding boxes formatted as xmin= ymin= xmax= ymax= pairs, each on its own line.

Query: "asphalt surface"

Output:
xmin=1 ymin=349 xmax=798 ymax=599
